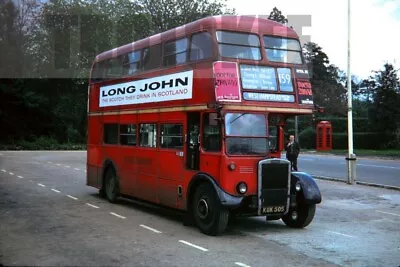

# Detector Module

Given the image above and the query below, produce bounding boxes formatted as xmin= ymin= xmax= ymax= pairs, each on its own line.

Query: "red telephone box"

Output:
xmin=316 ymin=121 xmax=333 ymax=151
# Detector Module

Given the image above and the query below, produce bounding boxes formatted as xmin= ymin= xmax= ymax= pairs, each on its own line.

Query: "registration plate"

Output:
xmin=262 ymin=206 xmax=285 ymax=214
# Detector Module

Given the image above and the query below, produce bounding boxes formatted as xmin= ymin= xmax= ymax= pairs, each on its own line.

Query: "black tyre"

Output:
xmin=282 ymin=203 xmax=316 ymax=228
xmin=104 ymin=168 xmax=119 ymax=203
xmin=192 ymin=183 xmax=229 ymax=236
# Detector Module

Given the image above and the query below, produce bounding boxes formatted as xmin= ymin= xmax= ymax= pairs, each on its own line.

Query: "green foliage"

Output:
xmin=0 ymin=136 xmax=85 ymax=150
xmin=298 ymin=127 xmax=316 ymax=149
xmin=293 ymin=128 xmax=397 ymax=150
xmin=268 ymin=7 xmax=288 ymax=24
xmin=0 ymin=0 xmax=233 ymax=149
xmin=369 ymin=63 xmax=400 ymax=134
xmin=138 ymin=0 xmax=235 ymax=33
xmin=303 ymin=42 xmax=347 ymax=116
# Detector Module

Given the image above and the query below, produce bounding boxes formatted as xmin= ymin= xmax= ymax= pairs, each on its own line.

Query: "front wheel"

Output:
xmin=282 ymin=203 xmax=316 ymax=228
xmin=192 ymin=183 xmax=229 ymax=236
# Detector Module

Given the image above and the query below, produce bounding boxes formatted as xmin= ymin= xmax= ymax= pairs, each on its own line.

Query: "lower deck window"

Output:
xmin=139 ymin=124 xmax=157 ymax=147
xmin=160 ymin=124 xmax=183 ymax=149
xmin=120 ymin=124 xmax=136 ymax=146
xmin=104 ymin=124 xmax=118 ymax=144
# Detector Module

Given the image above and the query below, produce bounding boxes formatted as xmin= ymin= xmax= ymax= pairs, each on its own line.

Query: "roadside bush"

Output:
xmin=0 ymin=136 xmax=85 ymax=150
xmin=298 ymin=127 xmax=316 ymax=149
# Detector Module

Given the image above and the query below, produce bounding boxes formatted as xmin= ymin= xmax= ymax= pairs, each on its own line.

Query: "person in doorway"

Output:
xmin=285 ymin=135 xmax=300 ymax=171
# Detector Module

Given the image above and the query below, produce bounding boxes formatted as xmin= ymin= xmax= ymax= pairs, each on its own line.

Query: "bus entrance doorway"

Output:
xmin=186 ymin=112 xmax=200 ymax=170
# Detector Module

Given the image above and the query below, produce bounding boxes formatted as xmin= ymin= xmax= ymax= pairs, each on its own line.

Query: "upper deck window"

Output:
xmin=105 ymin=57 xmax=123 ymax=78
xmin=163 ymin=38 xmax=188 ymax=66
xmin=216 ymin=31 xmax=261 ymax=60
xmin=123 ymin=50 xmax=141 ymax=76
xmin=143 ymin=44 xmax=162 ymax=71
xmin=264 ymin=36 xmax=303 ymax=64
xmin=190 ymin=32 xmax=212 ymax=61
xmin=91 ymin=61 xmax=106 ymax=82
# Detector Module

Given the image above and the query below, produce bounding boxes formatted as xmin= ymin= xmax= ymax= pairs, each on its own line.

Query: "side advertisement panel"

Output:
xmin=99 ymin=70 xmax=194 ymax=107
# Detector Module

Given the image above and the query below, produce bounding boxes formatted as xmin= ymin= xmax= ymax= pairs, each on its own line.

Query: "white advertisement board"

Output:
xmin=99 ymin=70 xmax=193 ymax=107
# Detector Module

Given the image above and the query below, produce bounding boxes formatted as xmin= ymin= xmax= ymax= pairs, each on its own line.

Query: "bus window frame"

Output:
xmin=222 ymin=112 xmax=269 ymax=157
xmin=189 ymin=31 xmax=214 ymax=62
xmin=201 ymin=112 xmax=222 ymax=153
xmin=119 ymin=123 xmax=138 ymax=147
xmin=263 ymin=35 xmax=304 ymax=65
xmin=215 ymin=30 xmax=263 ymax=61
xmin=163 ymin=37 xmax=189 ymax=67
xmin=159 ymin=122 xmax=184 ymax=150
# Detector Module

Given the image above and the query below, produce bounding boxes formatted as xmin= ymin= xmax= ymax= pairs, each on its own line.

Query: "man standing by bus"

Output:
xmin=286 ymin=135 xmax=300 ymax=171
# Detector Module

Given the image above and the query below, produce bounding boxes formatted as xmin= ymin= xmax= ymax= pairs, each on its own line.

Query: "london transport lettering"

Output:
xmin=99 ymin=70 xmax=193 ymax=107
xmin=213 ymin=61 xmax=241 ymax=102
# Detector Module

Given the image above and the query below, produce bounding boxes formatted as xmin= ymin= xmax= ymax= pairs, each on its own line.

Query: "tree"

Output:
xmin=268 ymin=7 xmax=288 ymax=24
xmin=303 ymin=42 xmax=347 ymax=116
xmin=0 ymin=0 xmax=237 ymax=145
xmin=369 ymin=63 xmax=400 ymax=147
xmin=137 ymin=0 xmax=235 ymax=33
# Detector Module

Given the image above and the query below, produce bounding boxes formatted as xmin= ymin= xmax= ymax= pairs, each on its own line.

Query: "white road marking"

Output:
xmin=65 ymin=165 xmax=70 ymax=168
xmin=86 ymin=203 xmax=99 ymax=209
xmin=178 ymin=240 xmax=208 ymax=252
xmin=110 ymin=212 xmax=126 ymax=219
xmin=51 ymin=189 xmax=61 ymax=193
xmin=235 ymin=262 xmax=251 ymax=267
xmin=377 ymin=211 xmax=400 ymax=217
xmin=328 ymin=231 xmax=355 ymax=238
xmin=300 ymin=158 xmax=314 ymax=161
xmin=358 ymin=163 xmax=400 ymax=169
xmin=74 ymin=168 xmax=80 ymax=171
xmin=140 ymin=224 xmax=162 ymax=234
xmin=67 ymin=195 xmax=78 ymax=200
xmin=17 ymin=175 xmax=23 ymax=179
xmin=1 ymin=169 xmax=6 ymax=172
xmin=56 ymin=164 xmax=61 ymax=166
xmin=38 ymin=183 xmax=46 ymax=187
xmin=47 ymin=161 xmax=52 ymax=164
xmin=9 ymin=172 xmax=14 ymax=176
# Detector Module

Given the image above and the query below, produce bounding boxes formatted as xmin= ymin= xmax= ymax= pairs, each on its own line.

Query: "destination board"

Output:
xmin=240 ymin=65 xmax=277 ymax=90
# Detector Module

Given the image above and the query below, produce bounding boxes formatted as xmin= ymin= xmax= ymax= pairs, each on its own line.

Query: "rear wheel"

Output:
xmin=282 ymin=203 xmax=316 ymax=228
xmin=104 ymin=168 xmax=119 ymax=203
xmin=192 ymin=183 xmax=229 ymax=236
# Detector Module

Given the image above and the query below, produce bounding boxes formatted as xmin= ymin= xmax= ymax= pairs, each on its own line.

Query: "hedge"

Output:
xmin=295 ymin=127 xmax=397 ymax=149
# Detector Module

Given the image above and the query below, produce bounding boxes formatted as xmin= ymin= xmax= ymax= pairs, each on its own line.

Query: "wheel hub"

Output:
xmin=291 ymin=210 xmax=298 ymax=220
xmin=197 ymin=198 xmax=209 ymax=220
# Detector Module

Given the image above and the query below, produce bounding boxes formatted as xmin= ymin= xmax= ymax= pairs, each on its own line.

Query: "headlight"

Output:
xmin=295 ymin=182 xmax=301 ymax=192
xmin=228 ymin=163 xmax=236 ymax=171
xmin=236 ymin=182 xmax=247 ymax=194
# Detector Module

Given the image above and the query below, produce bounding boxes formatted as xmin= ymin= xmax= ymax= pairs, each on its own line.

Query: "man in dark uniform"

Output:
xmin=285 ymin=135 xmax=300 ymax=171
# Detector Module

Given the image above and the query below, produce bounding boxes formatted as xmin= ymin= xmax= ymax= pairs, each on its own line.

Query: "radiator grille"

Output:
xmin=261 ymin=162 xmax=289 ymax=189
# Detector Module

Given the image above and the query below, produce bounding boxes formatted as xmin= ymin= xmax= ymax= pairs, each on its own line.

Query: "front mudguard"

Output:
xmin=291 ymin=172 xmax=322 ymax=204
xmin=187 ymin=173 xmax=243 ymax=209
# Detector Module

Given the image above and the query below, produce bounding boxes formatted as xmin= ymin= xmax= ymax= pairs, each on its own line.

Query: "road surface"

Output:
xmin=0 ymin=151 xmax=399 ymax=267
xmin=291 ymin=153 xmax=400 ymax=187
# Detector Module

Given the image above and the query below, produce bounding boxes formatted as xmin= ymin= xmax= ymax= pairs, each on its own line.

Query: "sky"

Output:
xmin=227 ymin=0 xmax=400 ymax=80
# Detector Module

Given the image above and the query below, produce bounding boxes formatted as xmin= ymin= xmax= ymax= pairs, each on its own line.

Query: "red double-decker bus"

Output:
xmin=87 ymin=15 xmax=322 ymax=236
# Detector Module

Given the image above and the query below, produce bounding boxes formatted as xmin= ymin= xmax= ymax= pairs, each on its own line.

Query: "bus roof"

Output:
xmin=94 ymin=15 xmax=299 ymax=63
